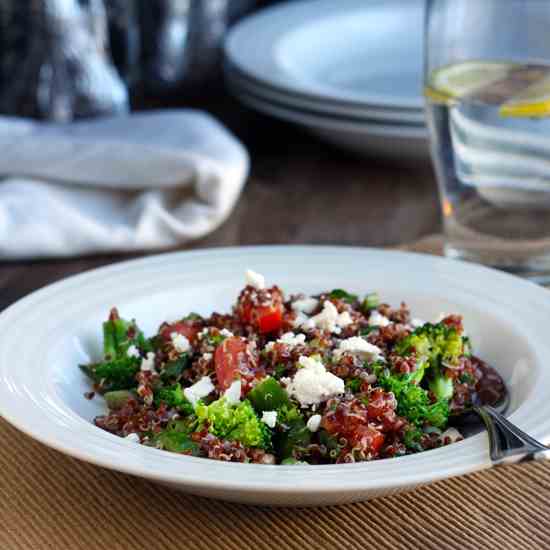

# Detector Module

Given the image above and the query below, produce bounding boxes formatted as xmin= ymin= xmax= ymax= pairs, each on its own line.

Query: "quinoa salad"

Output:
xmin=81 ymin=269 xmax=505 ymax=465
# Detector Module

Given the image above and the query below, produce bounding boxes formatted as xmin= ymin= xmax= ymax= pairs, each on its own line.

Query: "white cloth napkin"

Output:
xmin=0 ymin=110 xmax=249 ymax=259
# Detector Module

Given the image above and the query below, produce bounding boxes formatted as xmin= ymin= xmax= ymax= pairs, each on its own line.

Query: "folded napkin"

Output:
xmin=0 ymin=110 xmax=249 ymax=259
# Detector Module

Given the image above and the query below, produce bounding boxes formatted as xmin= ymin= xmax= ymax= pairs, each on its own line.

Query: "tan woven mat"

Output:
xmin=2 ymin=236 xmax=550 ymax=550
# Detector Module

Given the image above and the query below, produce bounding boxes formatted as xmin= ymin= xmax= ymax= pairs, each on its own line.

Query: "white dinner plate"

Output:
xmin=224 ymin=0 xmax=425 ymax=110
xmin=228 ymin=82 xmax=429 ymax=159
xmin=224 ymin=64 xmax=427 ymax=125
xmin=0 ymin=246 xmax=549 ymax=507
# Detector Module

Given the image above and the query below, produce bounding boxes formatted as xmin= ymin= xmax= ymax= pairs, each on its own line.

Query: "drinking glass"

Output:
xmin=424 ymin=0 xmax=550 ymax=284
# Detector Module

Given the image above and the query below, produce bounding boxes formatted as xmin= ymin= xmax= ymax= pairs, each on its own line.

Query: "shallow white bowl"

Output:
xmin=224 ymin=0 xmax=424 ymax=110
xmin=0 ymin=246 xmax=549 ymax=507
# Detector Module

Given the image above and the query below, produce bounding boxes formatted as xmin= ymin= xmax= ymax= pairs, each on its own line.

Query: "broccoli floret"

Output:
xmin=395 ymin=322 xmax=464 ymax=365
xmin=102 ymin=308 xmax=151 ymax=360
xmin=80 ymin=356 xmax=140 ymax=392
xmin=373 ymin=364 xmax=449 ymax=429
xmin=274 ymin=405 xmax=311 ymax=459
xmin=81 ymin=310 xmax=152 ymax=392
xmin=195 ymin=398 xmax=271 ymax=449
xmin=156 ymin=421 xmax=200 ymax=455
xmin=394 ymin=322 xmax=465 ymax=402
xmin=155 ymin=384 xmax=194 ymax=415
xmin=160 ymin=355 xmax=190 ymax=382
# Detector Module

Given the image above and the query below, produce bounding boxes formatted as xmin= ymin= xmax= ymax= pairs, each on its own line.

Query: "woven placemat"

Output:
xmin=2 ymin=236 xmax=550 ymax=550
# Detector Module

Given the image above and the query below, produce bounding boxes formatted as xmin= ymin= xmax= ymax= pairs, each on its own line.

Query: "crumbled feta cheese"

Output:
xmin=245 ymin=269 xmax=265 ymax=290
xmin=334 ymin=337 xmax=383 ymax=360
xmin=292 ymin=311 xmax=309 ymax=329
xmin=265 ymin=332 xmax=306 ymax=352
xmin=368 ymin=310 xmax=391 ymax=327
xmin=202 ymin=352 xmax=213 ymax=361
xmin=292 ymin=297 xmax=319 ymax=315
xmin=223 ymin=379 xmax=242 ymax=405
xmin=261 ymin=410 xmax=278 ymax=428
xmin=171 ymin=332 xmax=191 ymax=353
xmin=220 ymin=328 xmax=234 ymax=338
xmin=184 ymin=376 xmax=215 ymax=407
xmin=286 ymin=356 xmax=345 ymax=407
xmin=140 ymin=352 xmax=156 ymax=372
xmin=198 ymin=328 xmax=209 ymax=340
xmin=299 ymin=301 xmax=352 ymax=334
xmin=125 ymin=433 xmax=140 ymax=442
xmin=127 ymin=345 xmax=140 ymax=358
xmin=411 ymin=318 xmax=425 ymax=328
xmin=306 ymin=414 xmax=322 ymax=432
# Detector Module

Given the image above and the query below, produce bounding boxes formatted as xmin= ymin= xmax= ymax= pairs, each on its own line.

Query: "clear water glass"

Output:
xmin=424 ymin=0 xmax=550 ymax=284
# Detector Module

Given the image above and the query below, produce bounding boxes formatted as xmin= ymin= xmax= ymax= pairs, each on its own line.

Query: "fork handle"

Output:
xmin=474 ymin=406 xmax=550 ymax=465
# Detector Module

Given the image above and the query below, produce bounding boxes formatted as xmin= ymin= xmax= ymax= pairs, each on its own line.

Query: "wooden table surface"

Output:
xmin=0 ymin=94 xmax=441 ymax=311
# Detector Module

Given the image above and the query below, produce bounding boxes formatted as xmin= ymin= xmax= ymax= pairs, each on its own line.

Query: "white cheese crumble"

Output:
xmin=411 ymin=318 xmax=425 ymax=328
xmin=261 ymin=410 xmax=278 ymax=428
xmin=202 ymin=352 xmax=213 ymax=361
xmin=220 ymin=328 xmax=234 ymax=338
xmin=292 ymin=311 xmax=310 ymax=329
xmin=306 ymin=414 xmax=322 ymax=432
xmin=245 ymin=269 xmax=265 ymax=290
xmin=368 ymin=310 xmax=391 ymax=327
xmin=140 ymin=352 xmax=156 ymax=372
xmin=125 ymin=433 xmax=140 ymax=442
xmin=184 ymin=376 xmax=215 ymax=407
xmin=286 ymin=356 xmax=345 ymax=407
xmin=291 ymin=297 xmax=319 ymax=315
xmin=223 ymin=379 xmax=242 ymax=405
xmin=171 ymin=332 xmax=191 ymax=353
xmin=334 ymin=337 xmax=383 ymax=360
xmin=127 ymin=345 xmax=140 ymax=358
xmin=299 ymin=301 xmax=352 ymax=334
xmin=265 ymin=332 xmax=306 ymax=352
xmin=197 ymin=328 xmax=209 ymax=340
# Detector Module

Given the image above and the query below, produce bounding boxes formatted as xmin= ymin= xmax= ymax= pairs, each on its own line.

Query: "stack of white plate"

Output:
xmin=224 ymin=0 xmax=429 ymax=159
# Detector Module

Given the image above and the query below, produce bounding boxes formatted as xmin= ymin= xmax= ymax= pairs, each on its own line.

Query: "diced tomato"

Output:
xmin=160 ymin=322 xmax=200 ymax=344
xmin=215 ymin=337 xmax=248 ymax=391
xmin=256 ymin=306 xmax=283 ymax=333
xmin=236 ymin=287 xmax=284 ymax=334
xmin=349 ymin=425 xmax=385 ymax=454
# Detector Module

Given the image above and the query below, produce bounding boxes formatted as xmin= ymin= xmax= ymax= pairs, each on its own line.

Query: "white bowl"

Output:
xmin=224 ymin=0 xmax=424 ymax=109
xmin=0 ymin=246 xmax=548 ymax=507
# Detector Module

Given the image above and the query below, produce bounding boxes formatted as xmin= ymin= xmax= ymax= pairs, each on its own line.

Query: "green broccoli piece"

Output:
xmin=154 ymin=384 xmax=194 ymax=415
xmin=394 ymin=322 xmax=465 ymax=402
xmin=274 ymin=405 xmax=311 ymax=459
xmin=160 ymin=355 xmax=190 ymax=382
xmin=403 ymin=426 xmax=424 ymax=452
xmin=195 ymin=398 xmax=271 ymax=449
xmin=80 ymin=356 xmax=140 ymax=392
xmin=156 ymin=421 xmax=200 ymax=455
xmin=373 ymin=364 xmax=449 ymax=429
xmin=102 ymin=309 xmax=150 ymax=360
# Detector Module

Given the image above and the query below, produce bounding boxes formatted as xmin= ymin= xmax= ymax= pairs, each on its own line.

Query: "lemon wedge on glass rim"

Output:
xmin=426 ymin=60 xmax=550 ymax=118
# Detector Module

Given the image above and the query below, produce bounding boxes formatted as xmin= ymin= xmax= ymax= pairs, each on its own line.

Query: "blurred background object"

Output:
xmin=0 ymin=0 xmax=285 ymax=120
xmin=0 ymin=0 xmax=128 ymax=121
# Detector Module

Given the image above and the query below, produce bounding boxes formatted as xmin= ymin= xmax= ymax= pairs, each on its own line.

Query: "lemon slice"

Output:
xmin=500 ymin=75 xmax=550 ymax=118
xmin=427 ymin=60 xmax=518 ymax=103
